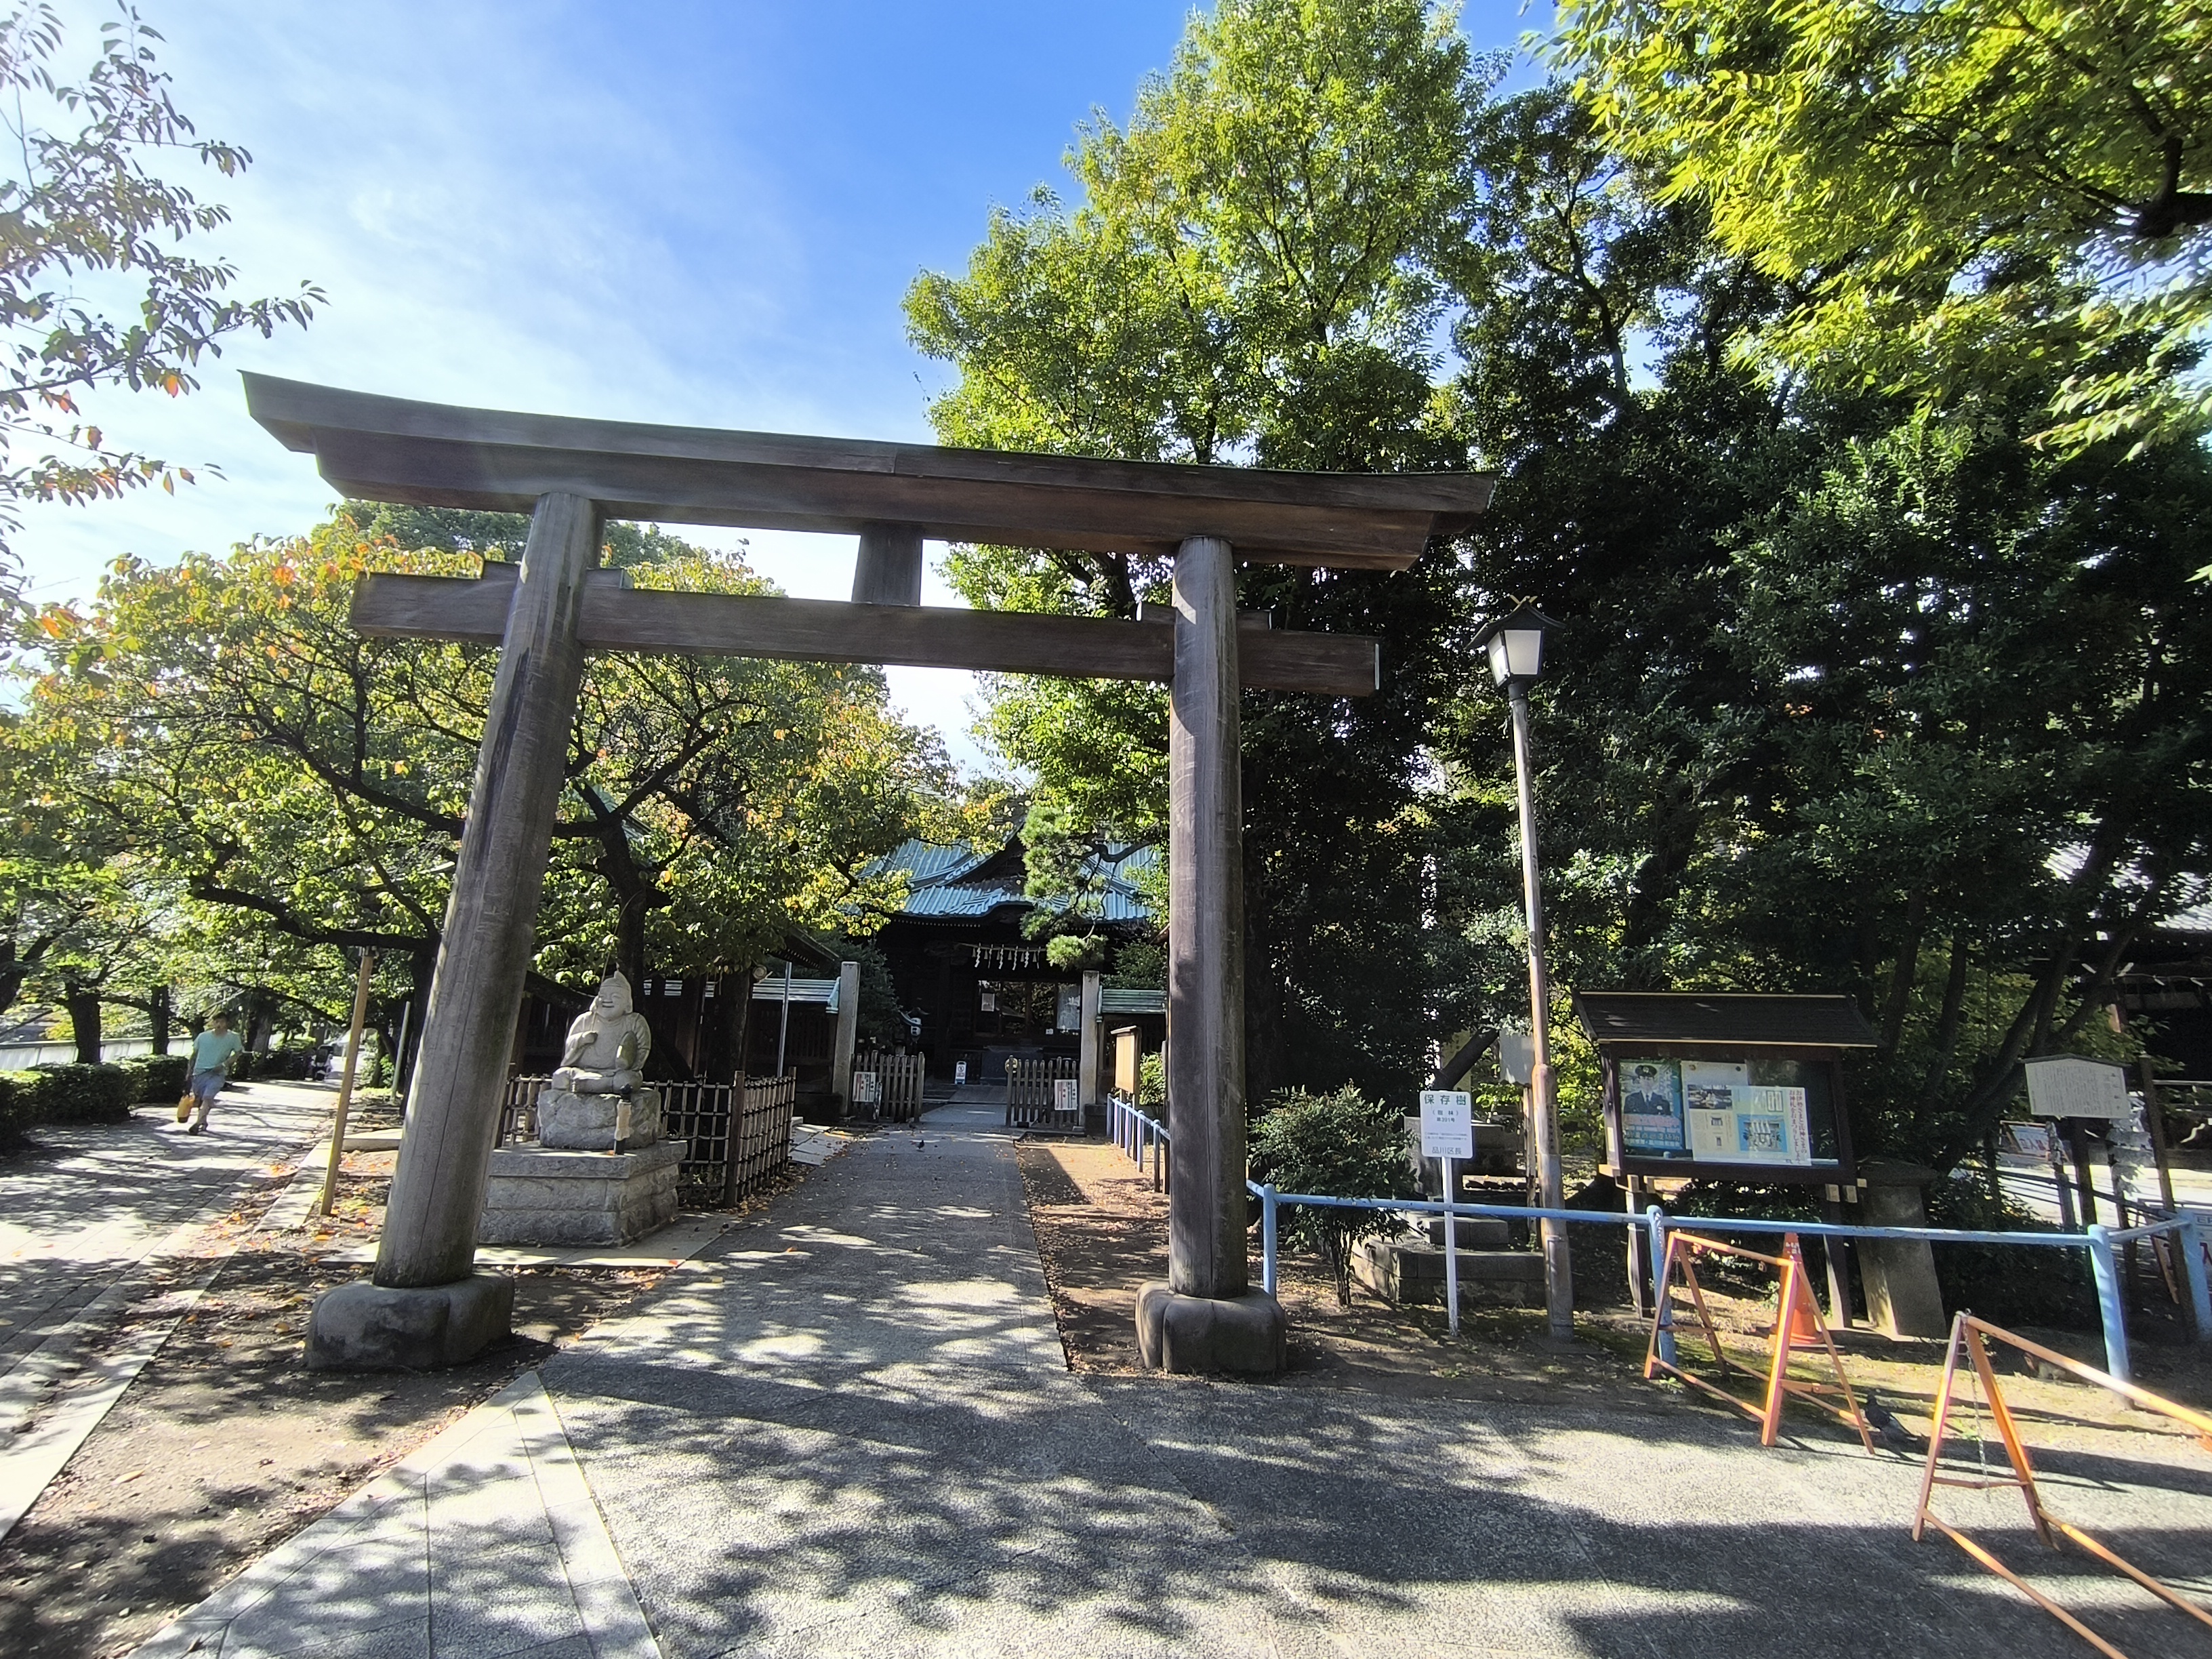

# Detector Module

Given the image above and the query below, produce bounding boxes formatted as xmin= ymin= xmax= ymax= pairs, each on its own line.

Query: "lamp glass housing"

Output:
xmin=1488 ymin=626 xmax=1546 ymax=687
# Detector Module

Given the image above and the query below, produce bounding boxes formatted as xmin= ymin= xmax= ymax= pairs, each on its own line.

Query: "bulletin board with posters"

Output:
xmin=1574 ymin=992 xmax=1876 ymax=1186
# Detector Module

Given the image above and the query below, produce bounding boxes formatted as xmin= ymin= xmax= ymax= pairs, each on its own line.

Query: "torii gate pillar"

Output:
xmin=308 ymin=493 xmax=600 ymax=1369
xmin=1134 ymin=535 xmax=1286 ymax=1372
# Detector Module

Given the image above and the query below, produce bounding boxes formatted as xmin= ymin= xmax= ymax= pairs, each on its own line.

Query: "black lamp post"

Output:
xmin=1473 ymin=601 xmax=1574 ymax=1341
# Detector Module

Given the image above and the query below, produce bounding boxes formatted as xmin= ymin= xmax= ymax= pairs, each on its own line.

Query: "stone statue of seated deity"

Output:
xmin=534 ymin=972 xmax=663 ymax=1150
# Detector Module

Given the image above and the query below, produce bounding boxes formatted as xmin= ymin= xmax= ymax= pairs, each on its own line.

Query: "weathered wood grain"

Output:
xmin=247 ymin=374 xmax=1492 ymax=570
xmin=375 ymin=493 xmax=600 ymax=1289
xmin=350 ymin=572 xmax=1382 ymax=697
xmin=851 ymin=523 xmax=924 ymax=606
xmin=1167 ymin=535 xmax=1248 ymax=1300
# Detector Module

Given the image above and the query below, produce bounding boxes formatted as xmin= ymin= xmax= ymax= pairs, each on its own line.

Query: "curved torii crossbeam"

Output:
xmin=247 ymin=375 xmax=1494 ymax=1375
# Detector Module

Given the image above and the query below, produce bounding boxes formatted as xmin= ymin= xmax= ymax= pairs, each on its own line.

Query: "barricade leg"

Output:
xmin=1646 ymin=1208 xmax=1675 ymax=1368
xmin=1912 ymin=1315 xmax=1967 ymax=1542
xmin=2086 ymin=1225 xmax=2131 ymax=1385
xmin=1760 ymin=1254 xmax=1799 ymax=1446
xmin=2179 ymin=1218 xmax=2212 ymax=1344
xmin=1261 ymin=1186 xmax=1279 ymax=1295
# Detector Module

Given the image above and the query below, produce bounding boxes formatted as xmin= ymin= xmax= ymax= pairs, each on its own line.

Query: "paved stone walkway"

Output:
xmin=133 ymin=1092 xmax=2212 ymax=1658
xmin=1 ymin=1084 xmax=334 ymax=1538
xmin=0 ymin=1084 xmax=331 ymax=1375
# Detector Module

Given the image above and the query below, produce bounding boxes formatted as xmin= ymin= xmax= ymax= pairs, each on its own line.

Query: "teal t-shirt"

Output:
xmin=191 ymin=1029 xmax=243 ymax=1075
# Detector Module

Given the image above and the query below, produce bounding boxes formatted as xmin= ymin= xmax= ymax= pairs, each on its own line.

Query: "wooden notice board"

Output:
xmin=1574 ymin=992 xmax=1875 ymax=1187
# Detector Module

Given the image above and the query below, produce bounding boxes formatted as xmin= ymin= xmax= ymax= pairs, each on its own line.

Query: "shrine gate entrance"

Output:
xmin=248 ymin=374 xmax=1490 ymax=1374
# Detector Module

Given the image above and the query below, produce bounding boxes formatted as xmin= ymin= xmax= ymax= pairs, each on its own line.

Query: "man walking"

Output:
xmin=184 ymin=1014 xmax=244 ymax=1134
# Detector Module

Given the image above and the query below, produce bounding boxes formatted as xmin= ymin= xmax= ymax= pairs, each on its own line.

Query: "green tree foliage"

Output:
xmin=1437 ymin=82 xmax=2211 ymax=1169
xmin=13 ymin=509 xmax=949 ymax=1067
xmin=1248 ymin=1084 xmax=1416 ymax=1305
xmin=0 ymin=5 xmax=319 ymax=598
xmin=925 ymin=5 xmax=2208 ymax=1174
xmin=909 ymin=0 xmax=1500 ymax=1106
xmin=1555 ymin=0 xmax=2212 ymax=450
xmin=818 ymin=933 xmax=912 ymax=1051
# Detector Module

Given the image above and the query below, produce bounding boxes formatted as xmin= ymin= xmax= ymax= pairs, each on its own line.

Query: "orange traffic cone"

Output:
xmin=1782 ymin=1234 xmax=1826 ymax=1347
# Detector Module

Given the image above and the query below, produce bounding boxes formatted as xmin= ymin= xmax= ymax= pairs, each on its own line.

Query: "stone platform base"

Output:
xmin=1355 ymin=1238 xmax=1543 ymax=1308
xmin=1134 ymin=1283 xmax=1287 ymax=1375
xmin=479 ymin=1139 xmax=685 ymax=1247
xmin=306 ymin=1273 xmax=514 ymax=1372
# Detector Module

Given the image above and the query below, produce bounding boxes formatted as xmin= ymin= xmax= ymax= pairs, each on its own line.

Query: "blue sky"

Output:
xmin=17 ymin=1 xmax=1542 ymax=768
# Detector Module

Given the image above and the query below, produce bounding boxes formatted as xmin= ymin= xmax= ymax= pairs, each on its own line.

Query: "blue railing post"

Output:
xmin=1645 ymin=1205 xmax=1676 ymax=1367
xmin=2086 ymin=1223 xmax=2131 ymax=1383
xmin=1260 ymin=1184 xmax=1279 ymax=1295
xmin=2177 ymin=1217 xmax=2212 ymax=1345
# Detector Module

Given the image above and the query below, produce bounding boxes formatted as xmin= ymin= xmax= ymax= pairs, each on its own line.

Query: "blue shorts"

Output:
xmin=190 ymin=1069 xmax=226 ymax=1104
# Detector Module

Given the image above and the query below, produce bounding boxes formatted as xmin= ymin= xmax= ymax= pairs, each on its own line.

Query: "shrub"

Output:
xmin=39 ymin=1063 xmax=135 ymax=1120
xmin=123 ymin=1053 xmax=192 ymax=1103
xmin=1137 ymin=1052 xmax=1167 ymax=1112
xmin=0 ymin=1072 xmax=30 ymax=1147
xmin=235 ymin=1044 xmax=314 ymax=1082
xmin=0 ymin=1064 xmax=135 ymax=1137
xmin=1248 ymin=1084 xmax=1418 ymax=1307
xmin=1925 ymin=1177 xmax=2099 ymax=1331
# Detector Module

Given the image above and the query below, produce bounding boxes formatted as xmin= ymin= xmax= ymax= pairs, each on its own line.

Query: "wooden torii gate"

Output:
xmin=248 ymin=375 xmax=1492 ymax=1374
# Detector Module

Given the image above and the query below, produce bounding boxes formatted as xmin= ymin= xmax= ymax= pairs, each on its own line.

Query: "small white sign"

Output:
xmin=2024 ymin=1055 xmax=2131 ymax=1120
xmin=1418 ymin=1090 xmax=1475 ymax=1159
xmin=954 ymin=1060 xmax=968 ymax=1085
xmin=1498 ymin=1033 xmax=1536 ymax=1086
xmin=1052 ymin=1078 xmax=1080 ymax=1115
xmin=853 ymin=1071 xmax=880 ymax=1105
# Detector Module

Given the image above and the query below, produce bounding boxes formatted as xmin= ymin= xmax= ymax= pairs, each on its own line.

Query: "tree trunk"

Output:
xmin=66 ymin=981 xmax=104 ymax=1066
xmin=148 ymin=984 xmax=171 ymax=1054
xmin=1917 ymin=931 xmax=1971 ymax=1105
xmin=1241 ymin=899 xmax=1286 ymax=1116
xmin=1878 ymin=895 xmax=1927 ymax=1058
xmin=397 ymin=951 xmax=434 ymax=1097
xmin=244 ymin=990 xmax=275 ymax=1053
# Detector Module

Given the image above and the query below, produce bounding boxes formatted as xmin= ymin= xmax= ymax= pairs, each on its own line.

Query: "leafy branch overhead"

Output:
xmin=0 ymin=3 xmax=320 ymax=596
xmin=1556 ymin=0 xmax=2212 ymax=451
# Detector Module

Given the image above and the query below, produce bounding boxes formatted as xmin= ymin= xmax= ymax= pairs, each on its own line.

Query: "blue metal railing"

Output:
xmin=1100 ymin=1098 xmax=2212 ymax=1384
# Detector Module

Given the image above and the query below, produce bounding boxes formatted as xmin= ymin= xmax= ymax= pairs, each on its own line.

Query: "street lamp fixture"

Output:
xmin=1477 ymin=600 xmax=1552 ymax=688
xmin=1473 ymin=600 xmax=1574 ymax=1342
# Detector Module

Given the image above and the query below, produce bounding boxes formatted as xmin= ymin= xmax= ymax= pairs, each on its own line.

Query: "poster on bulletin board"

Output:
xmin=1685 ymin=1083 xmax=1811 ymax=1166
xmin=1618 ymin=1059 xmax=1685 ymax=1154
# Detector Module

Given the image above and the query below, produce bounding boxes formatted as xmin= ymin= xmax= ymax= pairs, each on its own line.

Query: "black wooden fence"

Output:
xmin=851 ymin=1048 xmax=926 ymax=1123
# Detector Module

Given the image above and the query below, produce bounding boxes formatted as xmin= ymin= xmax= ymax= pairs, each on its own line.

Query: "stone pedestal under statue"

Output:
xmin=480 ymin=1139 xmax=684 ymax=1245
xmin=476 ymin=972 xmax=685 ymax=1248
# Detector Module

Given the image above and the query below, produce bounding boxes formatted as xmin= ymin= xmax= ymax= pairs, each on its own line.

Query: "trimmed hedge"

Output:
xmin=0 ymin=1063 xmax=136 ymax=1145
xmin=124 ymin=1052 xmax=192 ymax=1103
xmin=234 ymin=1044 xmax=315 ymax=1082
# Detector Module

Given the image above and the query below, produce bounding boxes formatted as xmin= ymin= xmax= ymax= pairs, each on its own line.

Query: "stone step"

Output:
xmin=1353 ymin=1240 xmax=1543 ymax=1309
xmin=1421 ymin=1214 xmax=1514 ymax=1249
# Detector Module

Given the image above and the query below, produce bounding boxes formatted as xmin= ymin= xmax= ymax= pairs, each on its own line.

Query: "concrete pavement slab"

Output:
xmin=129 ymin=1093 xmax=2209 ymax=1658
xmin=131 ymin=1372 xmax=658 ymax=1659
